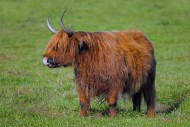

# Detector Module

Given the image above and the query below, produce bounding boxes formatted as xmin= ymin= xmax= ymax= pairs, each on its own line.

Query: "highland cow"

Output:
xmin=42 ymin=11 xmax=156 ymax=117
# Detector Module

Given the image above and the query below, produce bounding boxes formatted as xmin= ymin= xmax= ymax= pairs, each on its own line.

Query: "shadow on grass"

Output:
xmin=89 ymin=99 xmax=184 ymax=117
xmin=88 ymin=108 xmax=142 ymax=117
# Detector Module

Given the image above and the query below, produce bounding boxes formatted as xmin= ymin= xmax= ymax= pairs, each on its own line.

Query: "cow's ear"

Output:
xmin=78 ymin=41 xmax=89 ymax=52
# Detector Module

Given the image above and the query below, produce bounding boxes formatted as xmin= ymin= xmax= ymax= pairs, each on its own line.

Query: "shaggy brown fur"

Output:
xmin=43 ymin=30 xmax=156 ymax=117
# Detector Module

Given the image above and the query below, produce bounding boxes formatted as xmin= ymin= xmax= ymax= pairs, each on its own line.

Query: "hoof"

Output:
xmin=109 ymin=109 xmax=117 ymax=117
xmin=80 ymin=111 xmax=88 ymax=117
xmin=147 ymin=109 xmax=155 ymax=117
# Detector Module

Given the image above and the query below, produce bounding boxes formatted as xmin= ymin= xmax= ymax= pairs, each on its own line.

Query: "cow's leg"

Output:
xmin=132 ymin=89 xmax=142 ymax=111
xmin=79 ymin=96 xmax=90 ymax=117
xmin=107 ymin=88 xmax=119 ymax=117
xmin=143 ymin=69 xmax=156 ymax=117
xmin=143 ymin=85 xmax=155 ymax=117
xmin=77 ymin=88 xmax=90 ymax=117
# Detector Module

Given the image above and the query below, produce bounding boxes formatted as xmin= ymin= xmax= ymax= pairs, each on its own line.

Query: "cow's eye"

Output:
xmin=52 ymin=42 xmax=59 ymax=51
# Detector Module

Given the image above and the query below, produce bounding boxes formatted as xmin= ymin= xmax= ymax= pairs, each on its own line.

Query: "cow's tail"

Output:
xmin=156 ymin=88 xmax=189 ymax=114
xmin=156 ymin=98 xmax=183 ymax=114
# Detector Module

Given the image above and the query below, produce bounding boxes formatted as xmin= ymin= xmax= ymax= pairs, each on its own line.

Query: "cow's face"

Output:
xmin=43 ymin=11 xmax=77 ymax=68
xmin=43 ymin=31 xmax=75 ymax=68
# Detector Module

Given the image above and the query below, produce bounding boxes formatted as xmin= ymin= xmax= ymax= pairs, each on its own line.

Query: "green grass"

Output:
xmin=0 ymin=0 xmax=190 ymax=126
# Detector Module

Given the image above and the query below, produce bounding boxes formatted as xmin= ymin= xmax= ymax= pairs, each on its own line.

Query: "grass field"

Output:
xmin=0 ymin=0 xmax=190 ymax=126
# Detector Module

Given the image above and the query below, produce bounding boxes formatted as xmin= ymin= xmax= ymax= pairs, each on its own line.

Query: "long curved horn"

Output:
xmin=46 ymin=16 xmax=58 ymax=34
xmin=60 ymin=10 xmax=74 ymax=36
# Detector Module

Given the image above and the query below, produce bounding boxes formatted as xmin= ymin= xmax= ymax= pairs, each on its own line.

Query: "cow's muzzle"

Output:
xmin=42 ymin=57 xmax=60 ymax=68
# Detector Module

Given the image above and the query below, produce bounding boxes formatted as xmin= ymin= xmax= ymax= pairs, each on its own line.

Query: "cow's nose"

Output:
xmin=42 ymin=57 xmax=50 ymax=65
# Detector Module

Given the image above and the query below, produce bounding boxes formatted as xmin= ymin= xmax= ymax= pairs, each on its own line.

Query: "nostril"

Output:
xmin=47 ymin=58 xmax=50 ymax=63
xmin=47 ymin=58 xmax=53 ymax=63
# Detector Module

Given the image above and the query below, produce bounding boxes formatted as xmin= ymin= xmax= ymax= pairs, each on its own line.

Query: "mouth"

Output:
xmin=47 ymin=63 xmax=61 ymax=68
xmin=43 ymin=57 xmax=61 ymax=68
